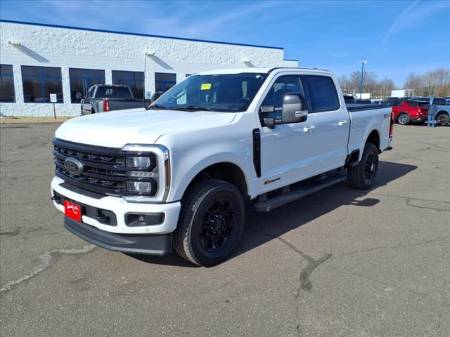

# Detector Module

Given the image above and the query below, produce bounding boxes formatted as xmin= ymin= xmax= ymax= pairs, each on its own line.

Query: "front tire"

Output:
xmin=173 ymin=179 xmax=245 ymax=267
xmin=397 ymin=113 xmax=410 ymax=125
xmin=347 ymin=143 xmax=379 ymax=190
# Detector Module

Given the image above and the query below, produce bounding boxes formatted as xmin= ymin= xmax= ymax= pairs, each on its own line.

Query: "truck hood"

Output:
xmin=55 ymin=108 xmax=237 ymax=148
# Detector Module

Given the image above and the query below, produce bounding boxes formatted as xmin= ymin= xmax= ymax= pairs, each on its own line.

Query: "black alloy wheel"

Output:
xmin=173 ymin=179 xmax=245 ymax=266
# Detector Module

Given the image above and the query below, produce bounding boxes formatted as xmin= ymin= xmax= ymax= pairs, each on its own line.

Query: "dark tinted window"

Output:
xmin=155 ymin=73 xmax=176 ymax=93
xmin=261 ymin=75 xmax=305 ymax=121
xmin=433 ymin=98 xmax=446 ymax=105
xmin=94 ymin=86 xmax=133 ymax=99
xmin=303 ymin=75 xmax=339 ymax=112
xmin=22 ymin=66 xmax=63 ymax=103
xmin=112 ymin=70 xmax=144 ymax=99
xmin=69 ymin=68 xmax=105 ymax=103
xmin=0 ymin=64 xmax=15 ymax=102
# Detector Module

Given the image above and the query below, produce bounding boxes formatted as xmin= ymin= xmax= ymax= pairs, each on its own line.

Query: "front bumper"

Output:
xmin=51 ymin=176 xmax=181 ymax=235
xmin=65 ymin=217 xmax=172 ymax=255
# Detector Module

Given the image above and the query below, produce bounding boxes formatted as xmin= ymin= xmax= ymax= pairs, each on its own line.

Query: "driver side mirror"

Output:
xmin=281 ymin=93 xmax=308 ymax=124
xmin=261 ymin=93 xmax=308 ymax=128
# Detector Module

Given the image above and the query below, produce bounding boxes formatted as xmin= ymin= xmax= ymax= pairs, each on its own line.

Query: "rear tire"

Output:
xmin=347 ymin=143 xmax=379 ymax=190
xmin=173 ymin=179 xmax=245 ymax=267
xmin=397 ymin=113 xmax=410 ymax=125
xmin=436 ymin=113 xmax=449 ymax=126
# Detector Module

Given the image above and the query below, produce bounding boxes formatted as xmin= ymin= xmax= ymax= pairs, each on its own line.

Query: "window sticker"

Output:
xmin=201 ymin=83 xmax=212 ymax=90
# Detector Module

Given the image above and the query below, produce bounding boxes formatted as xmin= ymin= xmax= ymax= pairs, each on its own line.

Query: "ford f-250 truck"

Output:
xmin=80 ymin=84 xmax=143 ymax=115
xmin=51 ymin=67 xmax=393 ymax=266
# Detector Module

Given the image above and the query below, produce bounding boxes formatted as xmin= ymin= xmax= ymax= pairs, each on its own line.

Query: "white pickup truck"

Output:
xmin=51 ymin=67 xmax=393 ymax=266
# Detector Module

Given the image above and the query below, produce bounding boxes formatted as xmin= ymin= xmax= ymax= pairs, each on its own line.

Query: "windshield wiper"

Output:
xmin=174 ymin=106 xmax=212 ymax=112
xmin=148 ymin=104 xmax=169 ymax=110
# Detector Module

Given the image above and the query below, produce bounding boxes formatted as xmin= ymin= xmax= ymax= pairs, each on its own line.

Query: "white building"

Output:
xmin=0 ymin=20 xmax=298 ymax=117
xmin=391 ymin=89 xmax=414 ymax=98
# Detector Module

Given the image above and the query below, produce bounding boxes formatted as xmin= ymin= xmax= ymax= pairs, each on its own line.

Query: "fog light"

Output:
xmin=125 ymin=213 xmax=165 ymax=226
xmin=126 ymin=156 xmax=152 ymax=168
xmin=127 ymin=181 xmax=152 ymax=193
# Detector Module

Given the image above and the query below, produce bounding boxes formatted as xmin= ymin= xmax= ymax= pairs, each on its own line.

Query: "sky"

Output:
xmin=1 ymin=0 xmax=449 ymax=86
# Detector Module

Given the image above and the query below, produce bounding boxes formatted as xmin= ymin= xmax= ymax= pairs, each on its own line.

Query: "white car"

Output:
xmin=51 ymin=67 xmax=393 ymax=266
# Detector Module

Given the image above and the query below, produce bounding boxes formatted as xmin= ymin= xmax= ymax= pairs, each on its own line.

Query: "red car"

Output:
xmin=392 ymin=100 xmax=428 ymax=125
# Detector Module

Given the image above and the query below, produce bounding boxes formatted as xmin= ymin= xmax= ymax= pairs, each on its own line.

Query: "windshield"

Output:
xmin=150 ymin=73 xmax=267 ymax=112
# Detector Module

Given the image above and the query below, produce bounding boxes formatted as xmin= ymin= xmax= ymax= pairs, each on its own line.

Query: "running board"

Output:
xmin=254 ymin=173 xmax=347 ymax=212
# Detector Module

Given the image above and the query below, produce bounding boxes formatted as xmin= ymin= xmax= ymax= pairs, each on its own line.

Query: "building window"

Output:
xmin=0 ymin=64 xmax=15 ymax=102
xmin=185 ymin=74 xmax=192 ymax=77
xmin=69 ymin=68 xmax=105 ymax=103
xmin=155 ymin=72 xmax=176 ymax=93
xmin=112 ymin=70 xmax=144 ymax=99
xmin=21 ymin=66 xmax=63 ymax=103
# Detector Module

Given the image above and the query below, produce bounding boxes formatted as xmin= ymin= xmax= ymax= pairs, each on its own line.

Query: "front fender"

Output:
xmin=168 ymin=152 xmax=253 ymax=202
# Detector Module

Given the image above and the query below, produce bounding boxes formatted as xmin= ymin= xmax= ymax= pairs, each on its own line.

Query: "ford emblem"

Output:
xmin=64 ymin=157 xmax=84 ymax=175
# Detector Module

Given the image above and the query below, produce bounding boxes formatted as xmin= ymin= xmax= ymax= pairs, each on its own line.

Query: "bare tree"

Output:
xmin=338 ymin=71 xmax=395 ymax=98
xmin=404 ymin=68 xmax=450 ymax=96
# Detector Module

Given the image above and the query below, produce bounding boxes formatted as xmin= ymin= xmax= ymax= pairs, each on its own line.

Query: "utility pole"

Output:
xmin=359 ymin=60 xmax=368 ymax=100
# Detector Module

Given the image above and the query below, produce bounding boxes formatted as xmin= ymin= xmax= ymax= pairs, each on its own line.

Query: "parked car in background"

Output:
xmin=392 ymin=99 xmax=429 ymax=125
xmin=80 ymin=84 xmax=143 ymax=115
xmin=51 ymin=67 xmax=393 ymax=266
xmin=343 ymin=94 xmax=355 ymax=104
xmin=410 ymin=97 xmax=449 ymax=126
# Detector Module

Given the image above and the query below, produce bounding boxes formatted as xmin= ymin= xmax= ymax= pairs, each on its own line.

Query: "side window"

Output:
xmin=261 ymin=75 xmax=304 ymax=120
xmin=303 ymin=75 xmax=339 ymax=112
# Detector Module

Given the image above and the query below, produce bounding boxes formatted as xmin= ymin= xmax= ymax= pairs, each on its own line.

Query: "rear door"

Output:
xmin=300 ymin=75 xmax=349 ymax=173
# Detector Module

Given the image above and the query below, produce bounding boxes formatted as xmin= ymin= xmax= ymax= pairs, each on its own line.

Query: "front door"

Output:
xmin=258 ymin=75 xmax=315 ymax=193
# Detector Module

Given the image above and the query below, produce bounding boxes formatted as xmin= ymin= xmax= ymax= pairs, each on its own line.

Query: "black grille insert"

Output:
xmin=53 ymin=138 xmax=157 ymax=197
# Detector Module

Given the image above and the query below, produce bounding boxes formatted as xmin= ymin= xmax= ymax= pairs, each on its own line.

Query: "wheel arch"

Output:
xmin=174 ymin=161 xmax=250 ymax=203
xmin=365 ymin=129 xmax=380 ymax=152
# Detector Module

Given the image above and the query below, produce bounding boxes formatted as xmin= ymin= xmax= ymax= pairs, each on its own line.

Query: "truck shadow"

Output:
xmin=129 ymin=160 xmax=417 ymax=267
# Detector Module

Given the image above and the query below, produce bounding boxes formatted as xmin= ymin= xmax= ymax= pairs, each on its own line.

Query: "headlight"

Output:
xmin=127 ymin=181 xmax=154 ymax=194
xmin=126 ymin=156 xmax=152 ymax=169
xmin=121 ymin=144 xmax=170 ymax=202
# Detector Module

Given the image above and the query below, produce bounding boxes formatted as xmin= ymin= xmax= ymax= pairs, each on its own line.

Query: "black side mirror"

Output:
xmin=282 ymin=93 xmax=308 ymax=123
xmin=259 ymin=106 xmax=276 ymax=128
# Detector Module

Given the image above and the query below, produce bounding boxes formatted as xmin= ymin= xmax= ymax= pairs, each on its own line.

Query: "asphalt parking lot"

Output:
xmin=0 ymin=122 xmax=449 ymax=337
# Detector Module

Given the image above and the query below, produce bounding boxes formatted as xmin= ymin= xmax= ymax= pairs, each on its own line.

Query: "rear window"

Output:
xmin=95 ymin=86 xmax=132 ymax=99
xmin=303 ymin=75 xmax=340 ymax=112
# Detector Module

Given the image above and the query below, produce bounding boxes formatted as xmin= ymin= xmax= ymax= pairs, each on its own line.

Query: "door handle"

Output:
xmin=303 ymin=125 xmax=316 ymax=132
xmin=338 ymin=120 xmax=348 ymax=126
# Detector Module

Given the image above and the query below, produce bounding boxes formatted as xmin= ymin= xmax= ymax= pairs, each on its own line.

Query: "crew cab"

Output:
xmin=51 ymin=67 xmax=393 ymax=266
xmin=80 ymin=84 xmax=143 ymax=115
xmin=392 ymin=99 xmax=428 ymax=125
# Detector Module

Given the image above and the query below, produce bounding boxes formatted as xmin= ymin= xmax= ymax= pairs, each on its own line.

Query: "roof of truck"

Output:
xmin=197 ymin=67 xmax=331 ymax=75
